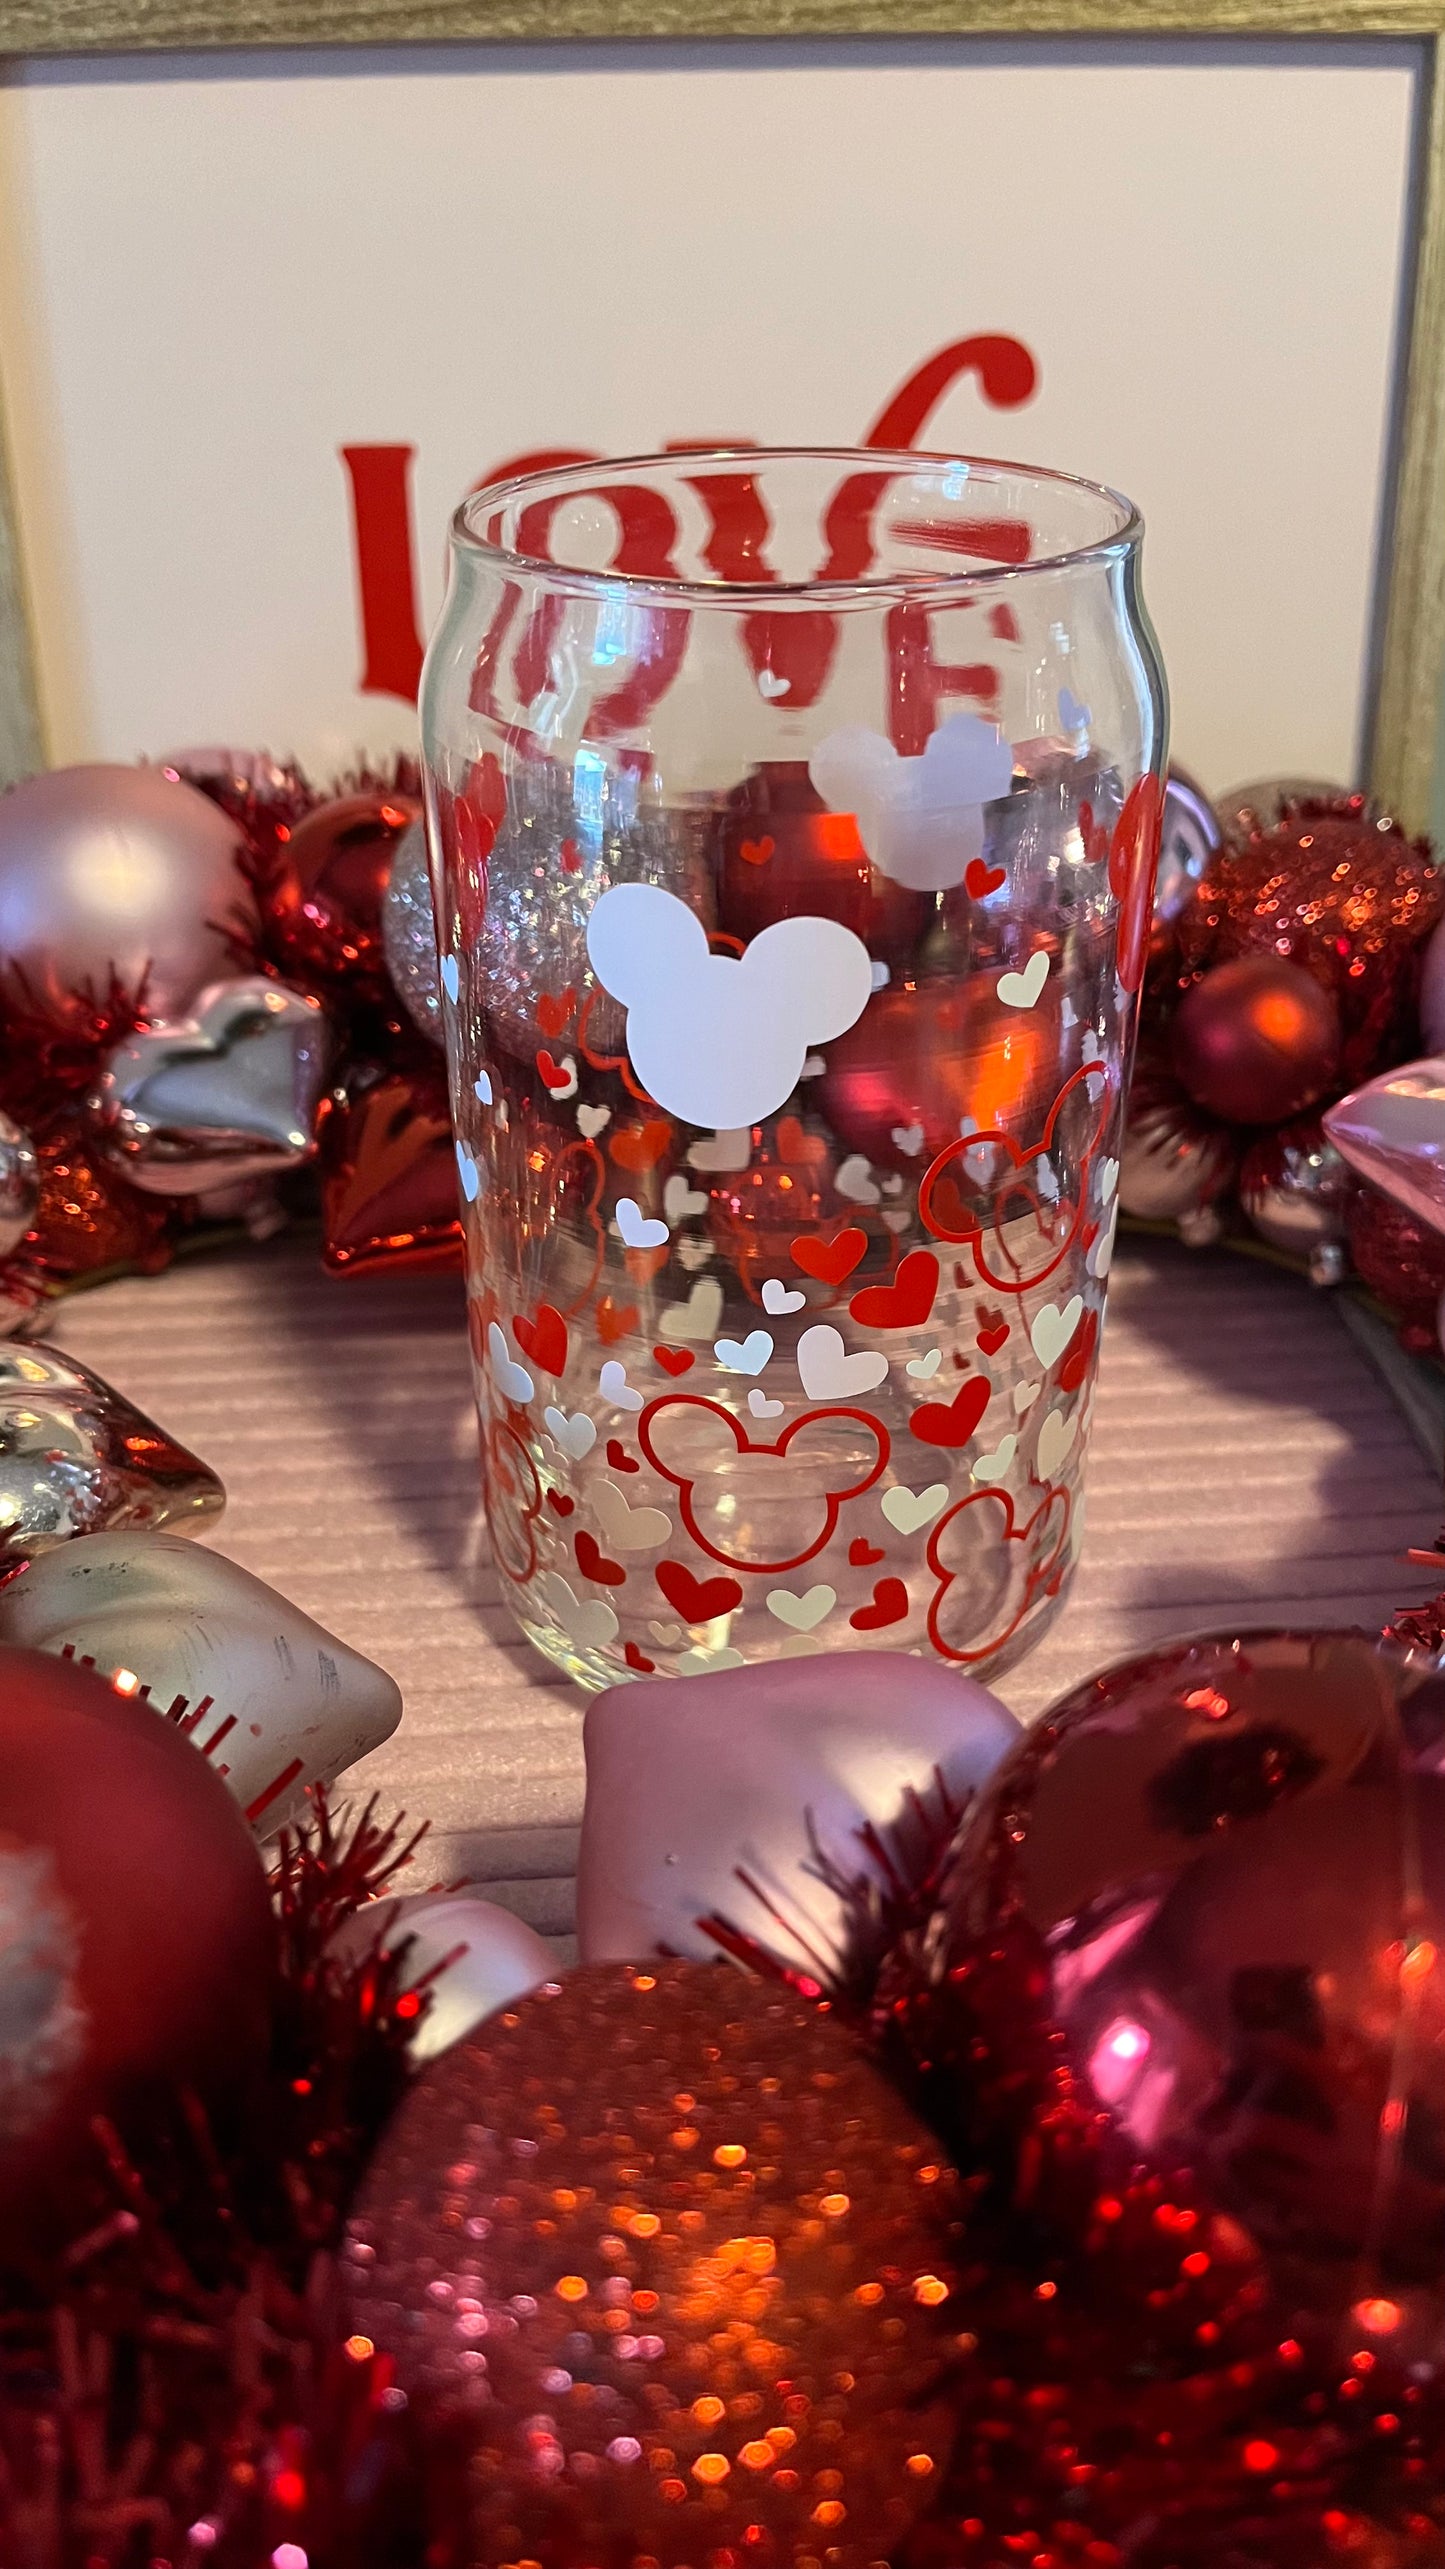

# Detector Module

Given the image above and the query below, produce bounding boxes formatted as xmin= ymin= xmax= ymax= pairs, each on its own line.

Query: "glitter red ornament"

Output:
xmin=345 ymin=1959 xmax=963 ymax=2568
xmin=0 ymin=1645 xmax=274 ymax=2269
xmin=266 ymin=790 xmax=421 ymax=1003
xmin=1347 ymin=1180 xmax=1445 ymax=1343
xmin=1170 ymin=953 xmax=1341 ymax=1125
xmin=1176 ymin=794 xmax=1444 ymax=1080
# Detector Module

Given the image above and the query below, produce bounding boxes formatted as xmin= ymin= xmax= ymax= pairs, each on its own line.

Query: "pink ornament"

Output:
xmin=1324 ymin=1055 xmax=1445 ymax=1237
xmin=576 ymin=1647 xmax=1017 ymax=1973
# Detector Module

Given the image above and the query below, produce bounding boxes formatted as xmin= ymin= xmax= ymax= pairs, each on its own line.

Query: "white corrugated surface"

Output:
xmin=50 ymin=1236 xmax=1444 ymax=1950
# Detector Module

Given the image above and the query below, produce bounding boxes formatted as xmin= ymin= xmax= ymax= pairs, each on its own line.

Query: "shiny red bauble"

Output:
xmin=269 ymin=791 xmax=421 ymax=999
xmin=0 ymin=1646 xmax=274 ymax=2267
xmin=717 ymin=761 xmax=932 ymax=963
xmin=817 ymin=969 xmax=1068 ymax=1171
xmin=1170 ymin=955 xmax=1340 ymax=1125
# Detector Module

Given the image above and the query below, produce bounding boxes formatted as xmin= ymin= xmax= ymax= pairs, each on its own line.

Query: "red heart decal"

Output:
xmin=596 ymin=1297 xmax=639 ymax=1346
xmin=606 ymin=1438 xmax=639 ymax=1473
xmin=849 ymin=1536 xmax=885 ymax=1567
xmin=559 ymin=837 xmax=583 ymax=875
xmin=909 ymin=1375 xmax=991 ymax=1450
xmin=850 ymin=1575 xmax=910 ymax=1632
xmin=1057 ymin=1305 xmax=1099 ymax=1395
xmin=512 ymin=1303 xmax=568 ymax=1375
xmin=926 ymin=1483 xmax=1071 ymax=1665
xmin=545 ymin=1488 xmax=575 ymax=1519
xmin=849 ymin=1249 xmax=939 ymax=1330
xmin=610 ymin=1119 xmax=673 ymax=1173
xmin=919 ymin=1060 xmax=1112 ymax=1295
xmin=656 ymin=1559 xmax=745 ymax=1623
xmin=574 ymin=1529 xmax=626 ymax=1586
xmin=776 ymin=1115 xmax=830 ymax=1168
xmin=536 ymin=988 xmax=577 ymax=1038
xmin=487 ymin=1419 xmax=543 ymax=1583
xmin=964 ymin=856 xmax=1006 ymax=899
xmin=654 ymin=1346 xmax=695 ymax=1377
xmin=1109 ymin=772 xmax=1163 ymax=997
xmin=624 ymin=1639 xmax=656 ymax=1674
xmin=792 ymin=1228 xmax=867 ymax=1286
xmin=976 ymin=1316 xmax=1009 ymax=1357
xmin=740 ymin=834 xmax=775 ymax=866
xmin=535 ymin=1049 xmax=574 ymax=1094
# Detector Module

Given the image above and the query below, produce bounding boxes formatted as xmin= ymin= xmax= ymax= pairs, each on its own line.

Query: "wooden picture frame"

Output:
xmin=0 ymin=0 xmax=1441 ymax=827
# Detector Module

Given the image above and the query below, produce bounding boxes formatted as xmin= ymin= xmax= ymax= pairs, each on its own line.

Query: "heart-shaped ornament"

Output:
xmin=94 ymin=977 xmax=332 ymax=1192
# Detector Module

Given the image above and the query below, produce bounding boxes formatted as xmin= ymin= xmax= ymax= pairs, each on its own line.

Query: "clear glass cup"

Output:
xmin=422 ymin=449 xmax=1167 ymax=1690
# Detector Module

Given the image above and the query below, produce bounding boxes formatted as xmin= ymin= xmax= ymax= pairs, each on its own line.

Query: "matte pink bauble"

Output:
xmin=0 ymin=764 xmax=243 ymax=1014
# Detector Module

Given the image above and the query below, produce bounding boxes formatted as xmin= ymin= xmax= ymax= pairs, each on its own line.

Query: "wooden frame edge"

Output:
xmin=0 ymin=2 xmax=1439 ymax=821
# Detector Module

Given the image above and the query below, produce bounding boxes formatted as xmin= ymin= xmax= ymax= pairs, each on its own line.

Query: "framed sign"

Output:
xmin=0 ymin=6 xmax=1441 ymax=828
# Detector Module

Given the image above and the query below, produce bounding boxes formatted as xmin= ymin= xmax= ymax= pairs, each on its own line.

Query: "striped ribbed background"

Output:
xmin=51 ymin=1234 xmax=1444 ymax=1957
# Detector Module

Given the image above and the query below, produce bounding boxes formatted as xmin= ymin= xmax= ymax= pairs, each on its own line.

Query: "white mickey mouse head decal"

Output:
xmin=809 ymin=712 xmax=1014 ymax=893
xmin=585 ymin=884 xmax=873 ymax=1131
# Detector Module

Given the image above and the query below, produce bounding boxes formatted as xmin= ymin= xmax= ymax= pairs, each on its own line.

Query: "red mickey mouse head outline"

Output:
xmin=638 ymin=1394 xmax=890 ymax=1574
xmin=917 ymin=1058 xmax=1113 ymax=1295
xmin=483 ymin=1417 xmax=544 ymax=1586
xmin=925 ymin=1479 xmax=1072 ymax=1664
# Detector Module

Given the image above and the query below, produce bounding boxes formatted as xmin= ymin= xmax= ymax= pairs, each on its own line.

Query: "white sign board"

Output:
xmin=0 ymin=37 xmax=1420 ymax=794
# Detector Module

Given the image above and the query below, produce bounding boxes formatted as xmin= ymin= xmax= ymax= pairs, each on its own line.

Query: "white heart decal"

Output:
xmin=835 ymin=1154 xmax=881 ymax=1206
xmin=1089 ymin=1204 xmax=1119 ymax=1280
xmin=663 ymin=1173 xmax=709 ymax=1223
xmin=660 ymin=1277 xmax=724 ymax=1343
xmin=882 ymin=1208 xmax=911 ymax=1234
xmin=486 ymin=1322 xmax=535 ymax=1408
xmin=616 ymin=1197 xmax=669 ymax=1251
xmin=998 ymin=949 xmax=1050 ymax=1011
xmin=1031 ymin=1295 xmax=1084 ymax=1371
xmin=585 ymin=884 xmax=872 ymax=1131
xmin=599 ymin=1359 xmax=644 ymax=1413
xmin=1013 ymin=1378 xmax=1041 ymax=1416
xmin=687 ymin=1128 xmax=752 ymax=1172
xmin=762 ymin=1277 xmax=806 ymax=1316
xmin=715 ymin=1331 xmax=773 ymax=1375
xmin=455 ymin=1139 xmax=482 ymax=1204
xmin=1097 ymin=1156 xmax=1120 ymax=1204
xmin=881 ymin=1482 xmax=949 ymax=1536
xmin=440 ymin=953 xmax=460 ymax=1003
xmin=592 ymin=1477 xmax=672 ymax=1551
xmin=757 ymin=667 xmax=791 ymax=699
xmin=796 ymin=1324 xmax=889 ymax=1401
xmin=748 ymin=1388 xmax=785 ymax=1420
xmin=906 ymin=1347 xmax=942 ymax=1380
xmin=1037 ymin=1404 xmax=1079 ymax=1480
xmin=678 ymin=1645 xmax=746 ymax=1675
xmin=766 ymin=1584 xmax=837 ymax=1633
xmin=577 ymin=1103 xmax=611 ymax=1140
xmin=891 ymin=1123 xmax=925 ymax=1157
xmin=535 ymin=1571 xmax=618 ymax=1651
xmin=972 ymin=1432 xmax=1018 ymax=1485
xmin=473 ymin=1070 xmax=494 ymax=1105
xmin=544 ymin=1405 xmax=597 ymax=1461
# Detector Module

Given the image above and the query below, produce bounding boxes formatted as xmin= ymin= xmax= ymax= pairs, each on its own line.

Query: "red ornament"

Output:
xmin=817 ymin=970 xmax=1069 ymax=1172
xmin=0 ymin=1645 xmax=273 ymax=2268
xmin=708 ymin=1126 xmax=829 ymax=1290
xmin=1177 ymin=794 xmax=1443 ymax=1079
xmin=15 ymin=1113 xmax=174 ymax=1289
xmin=1347 ymin=1179 xmax=1445 ymax=1343
xmin=319 ymin=1063 xmax=464 ymax=1277
xmin=718 ymin=761 xmax=932 ymax=962
xmin=1170 ymin=954 xmax=1340 ymax=1124
xmin=267 ymin=791 xmax=421 ymax=1001
xmin=344 ymin=1960 xmax=961 ymax=2569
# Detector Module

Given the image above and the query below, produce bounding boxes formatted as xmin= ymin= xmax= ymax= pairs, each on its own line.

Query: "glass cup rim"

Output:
xmin=450 ymin=443 xmax=1143 ymax=604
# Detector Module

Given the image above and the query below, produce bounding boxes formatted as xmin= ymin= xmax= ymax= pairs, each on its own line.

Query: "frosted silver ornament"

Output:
xmin=381 ymin=818 xmax=443 ymax=1043
xmin=91 ymin=977 xmax=332 ymax=1194
xmin=1154 ymin=765 xmax=1221 ymax=932
xmin=332 ymin=1889 xmax=555 ymax=2062
xmin=0 ymin=1530 xmax=401 ymax=1835
xmin=0 ymin=1344 xmax=223 ymax=1560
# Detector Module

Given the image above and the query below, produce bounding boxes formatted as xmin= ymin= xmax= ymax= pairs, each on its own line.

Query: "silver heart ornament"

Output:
xmin=0 ymin=1529 xmax=401 ymax=1835
xmin=92 ymin=975 xmax=333 ymax=1193
xmin=0 ymin=1342 xmax=223 ymax=1560
xmin=576 ymin=1648 xmax=1019 ymax=1975
xmin=331 ymin=1889 xmax=556 ymax=2063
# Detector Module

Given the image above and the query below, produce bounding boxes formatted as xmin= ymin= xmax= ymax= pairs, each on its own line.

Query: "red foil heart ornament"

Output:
xmin=319 ymin=1063 xmax=464 ymax=1277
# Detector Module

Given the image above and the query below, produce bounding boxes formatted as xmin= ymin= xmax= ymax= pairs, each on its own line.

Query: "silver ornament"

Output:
xmin=0 ymin=1530 xmax=401 ymax=1836
xmin=0 ymin=1109 xmax=39 ymax=1260
xmin=466 ymin=754 xmax=716 ymax=1066
xmin=1238 ymin=1120 xmax=1354 ymax=1262
xmin=1119 ymin=1068 xmax=1239 ymax=1222
xmin=0 ymin=1343 xmax=224 ymax=1560
xmin=381 ymin=817 xmax=443 ymax=1042
xmin=90 ymin=977 xmax=332 ymax=1194
xmin=0 ymin=764 xmax=243 ymax=1015
xmin=332 ymin=1890 xmax=555 ymax=2062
